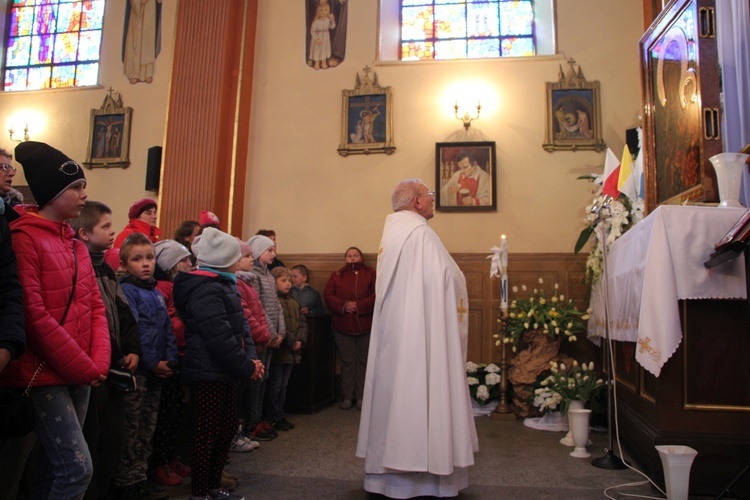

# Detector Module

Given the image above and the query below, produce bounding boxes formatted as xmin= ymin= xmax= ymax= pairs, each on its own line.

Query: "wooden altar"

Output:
xmin=589 ymin=206 xmax=749 ymax=496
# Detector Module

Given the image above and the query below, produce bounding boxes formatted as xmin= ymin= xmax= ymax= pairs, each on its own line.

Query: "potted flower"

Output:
xmin=466 ymin=362 xmax=501 ymax=414
xmin=501 ymin=278 xmax=591 ymax=417
xmin=538 ymin=359 xmax=605 ymax=415
xmin=503 ymin=278 xmax=590 ymax=351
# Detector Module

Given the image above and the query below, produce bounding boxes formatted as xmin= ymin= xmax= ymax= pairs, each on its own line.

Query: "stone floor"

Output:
xmin=160 ymin=406 xmax=702 ymax=499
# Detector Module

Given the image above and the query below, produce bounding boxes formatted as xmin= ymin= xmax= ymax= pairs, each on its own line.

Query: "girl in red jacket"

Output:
xmin=0 ymin=142 xmax=110 ymax=498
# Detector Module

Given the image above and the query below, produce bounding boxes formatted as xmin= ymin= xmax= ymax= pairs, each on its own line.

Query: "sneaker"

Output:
xmin=241 ymin=435 xmax=261 ymax=450
xmin=220 ymin=474 xmax=238 ymax=490
xmin=169 ymin=458 xmax=192 ymax=477
xmin=258 ymin=420 xmax=279 ymax=438
xmin=208 ymin=488 xmax=245 ymax=500
xmin=339 ymin=399 xmax=353 ymax=410
xmin=280 ymin=417 xmax=295 ymax=429
xmin=247 ymin=422 xmax=276 ymax=441
xmin=153 ymin=465 xmax=183 ymax=486
xmin=230 ymin=433 xmax=255 ymax=452
xmin=269 ymin=419 xmax=291 ymax=432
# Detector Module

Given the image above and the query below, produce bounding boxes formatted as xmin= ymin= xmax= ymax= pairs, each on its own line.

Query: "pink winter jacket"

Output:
xmin=0 ymin=206 xmax=111 ymax=388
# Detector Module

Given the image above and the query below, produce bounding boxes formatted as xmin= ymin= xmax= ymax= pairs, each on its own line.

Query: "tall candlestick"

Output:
xmin=500 ymin=235 xmax=508 ymax=312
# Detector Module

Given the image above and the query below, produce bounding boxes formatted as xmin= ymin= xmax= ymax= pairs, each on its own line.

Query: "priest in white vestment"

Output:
xmin=357 ymin=179 xmax=478 ymax=498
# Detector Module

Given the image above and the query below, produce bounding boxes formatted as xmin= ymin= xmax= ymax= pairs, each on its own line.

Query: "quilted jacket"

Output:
xmin=1 ymin=206 xmax=111 ymax=388
xmin=324 ymin=262 xmax=376 ymax=335
xmin=173 ymin=270 xmax=258 ymax=383
xmin=113 ymin=218 xmax=162 ymax=248
xmin=236 ymin=277 xmax=271 ymax=352
xmin=120 ymin=275 xmax=177 ymax=374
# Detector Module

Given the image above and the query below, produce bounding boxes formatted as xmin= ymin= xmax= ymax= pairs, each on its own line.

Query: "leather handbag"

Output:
xmin=107 ymin=367 xmax=137 ymax=392
xmin=0 ymin=388 xmax=35 ymax=439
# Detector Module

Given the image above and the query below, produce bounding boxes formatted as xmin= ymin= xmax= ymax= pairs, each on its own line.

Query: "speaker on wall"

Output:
xmin=145 ymin=146 xmax=162 ymax=192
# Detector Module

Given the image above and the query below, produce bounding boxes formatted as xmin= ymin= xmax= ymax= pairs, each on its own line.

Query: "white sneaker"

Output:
xmin=229 ymin=434 xmax=254 ymax=452
xmin=241 ymin=435 xmax=260 ymax=450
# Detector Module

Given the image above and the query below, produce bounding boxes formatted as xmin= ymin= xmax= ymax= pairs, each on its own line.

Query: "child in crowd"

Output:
xmin=114 ymin=198 xmax=161 ymax=247
xmin=173 ymin=228 xmax=264 ymax=500
xmin=267 ymin=267 xmax=308 ymax=431
xmin=173 ymin=220 xmax=200 ymax=266
xmin=150 ymin=240 xmax=195 ymax=486
xmin=233 ymin=239 xmax=271 ymax=451
xmin=70 ymin=201 xmax=143 ymax=500
xmin=0 ymin=141 xmax=111 ymax=498
xmin=244 ymin=234 xmax=286 ymax=441
xmin=290 ymin=264 xmax=325 ymax=316
xmin=114 ymin=232 xmax=178 ymax=500
xmin=199 ymin=210 xmax=221 ymax=232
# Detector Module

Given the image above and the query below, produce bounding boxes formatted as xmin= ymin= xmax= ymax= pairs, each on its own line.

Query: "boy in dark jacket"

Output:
xmin=70 ymin=201 xmax=143 ymax=500
xmin=266 ymin=267 xmax=308 ymax=432
xmin=174 ymin=228 xmax=264 ymax=500
xmin=114 ymin=232 xmax=177 ymax=500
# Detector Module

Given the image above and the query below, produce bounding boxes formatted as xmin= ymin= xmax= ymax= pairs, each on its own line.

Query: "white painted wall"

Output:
xmin=0 ymin=0 xmax=177 ymax=233
xmin=245 ymin=0 xmax=643 ymax=253
xmin=1 ymin=0 xmax=643 ymax=254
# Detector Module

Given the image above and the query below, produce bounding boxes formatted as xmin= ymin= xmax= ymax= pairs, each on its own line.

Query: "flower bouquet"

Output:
xmin=535 ymin=359 xmax=605 ymax=415
xmin=502 ymin=278 xmax=590 ymax=350
xmin=466 ymin=362 xmax=501 ymax=406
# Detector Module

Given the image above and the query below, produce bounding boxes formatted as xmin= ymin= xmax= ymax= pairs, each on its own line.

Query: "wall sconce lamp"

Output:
xmin=454 ymin=101 xmax=481 ymax=130
xmin=8 ymin=124 xmax=29 ymax=143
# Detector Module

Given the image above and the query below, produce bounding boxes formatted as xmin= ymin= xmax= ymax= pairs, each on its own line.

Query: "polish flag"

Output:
xmin=602 ymin=148 xmax=621 ymax=198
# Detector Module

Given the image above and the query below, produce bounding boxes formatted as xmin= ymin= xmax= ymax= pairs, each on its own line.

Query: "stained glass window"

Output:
xmin=401 ymin=0 xmax=535 ymax=60
xmin=4 ymin=0 xmax=105 ymax=91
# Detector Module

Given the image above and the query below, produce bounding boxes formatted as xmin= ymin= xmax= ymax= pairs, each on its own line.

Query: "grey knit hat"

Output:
xmin=247 ymin=234 xmax=275 ymax=259
xmin=154 ymin=240 xmax=191 ymax=272
xmin=192 ymin=228 xmax=241 ymax=269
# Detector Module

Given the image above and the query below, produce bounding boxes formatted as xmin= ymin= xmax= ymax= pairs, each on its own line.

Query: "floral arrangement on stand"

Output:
xmin=574 ymin=140 xmax=646 ymax=284
xmin=466 ymin=362 xmax=501 ymax=410
xmin=499 ymin=278 xmax=590 ymax=417
xmin=502 ymin=278 xmax=590 ymax=351
xmin=532 ymin=359 xmax=605 ymax=416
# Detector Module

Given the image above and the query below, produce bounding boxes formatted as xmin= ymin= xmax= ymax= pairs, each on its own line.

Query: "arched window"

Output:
xmin=380 ymin=0 xmax=555 ymax=61
xmin=3 ymin=0 xmax=106 ymax=91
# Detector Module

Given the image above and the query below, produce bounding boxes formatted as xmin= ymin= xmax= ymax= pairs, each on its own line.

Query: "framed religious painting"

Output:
xmin=337 ymin=67 xmax=395 ymax=156
xmin=84 ymin=91 xmax=132 ymax=169
xmin=639 ymin=0 xmax=721 ymax=213
xmin=542 ymin=61 xmax=606 ymax=153
xmin=435 ymin=141 xmax=497 ymax=212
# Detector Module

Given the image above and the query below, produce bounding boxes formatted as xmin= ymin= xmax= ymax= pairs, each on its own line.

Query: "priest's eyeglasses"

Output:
xmin=1 ymin=163 xmax=16 ymax=173
xmin=417 ymin=190 xmax=435 ymax=201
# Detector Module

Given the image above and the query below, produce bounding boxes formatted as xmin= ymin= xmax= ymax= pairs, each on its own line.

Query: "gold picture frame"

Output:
xmin=542 ymin=61 xmax=606 ymax=153
xmin=338 ymin=66 xmax=395 ymax=156
xmin=84 ymin=90 xmax=132 ymax=169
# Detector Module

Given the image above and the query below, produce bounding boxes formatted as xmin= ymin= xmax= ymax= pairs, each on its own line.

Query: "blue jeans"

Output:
xmin=264 ymin=363 xmax=293 ymax=420
xmin=29 ymin=385 xmax=92 ymax=500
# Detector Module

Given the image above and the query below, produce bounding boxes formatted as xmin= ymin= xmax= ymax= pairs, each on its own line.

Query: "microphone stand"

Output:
xmin=590 ymin=196 xmax=627 ymax=470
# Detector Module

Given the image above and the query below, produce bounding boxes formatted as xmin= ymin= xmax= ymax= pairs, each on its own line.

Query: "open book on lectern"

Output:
xmin=705 ymin=208 xmax=750 ymax=268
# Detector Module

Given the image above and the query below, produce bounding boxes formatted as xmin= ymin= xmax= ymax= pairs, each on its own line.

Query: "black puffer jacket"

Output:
xmin=173 ymin=270 xmax=258 ymax=383
xmin=0 ymin=202 xmax=24 ymax=360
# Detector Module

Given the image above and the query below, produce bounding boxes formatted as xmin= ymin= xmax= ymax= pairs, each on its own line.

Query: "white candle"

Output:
xmin=500 ymin=235 xmax=508 ymax=312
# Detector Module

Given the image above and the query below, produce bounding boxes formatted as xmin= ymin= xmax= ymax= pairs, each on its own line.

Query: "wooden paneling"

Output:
xmin=281 ymin=252 xmax=591 ymax=365
xmin=160 ymin=1 xmax=257 ymax=237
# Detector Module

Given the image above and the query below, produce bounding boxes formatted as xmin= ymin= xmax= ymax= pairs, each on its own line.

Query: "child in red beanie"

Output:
xmin=114 ymin=198 xmax=162 ymax=247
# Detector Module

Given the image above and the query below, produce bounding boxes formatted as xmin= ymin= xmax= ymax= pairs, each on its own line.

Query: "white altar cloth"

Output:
xmin=588 ymin=205 xmax=747 ymax=377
